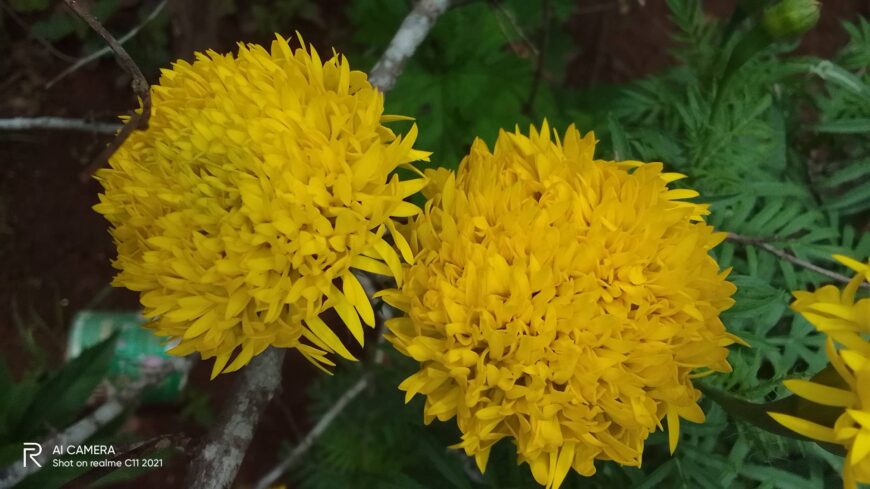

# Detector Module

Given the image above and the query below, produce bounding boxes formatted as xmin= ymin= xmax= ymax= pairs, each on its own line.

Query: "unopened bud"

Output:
xmin=762 ymin=0 xmax=821 ymax=39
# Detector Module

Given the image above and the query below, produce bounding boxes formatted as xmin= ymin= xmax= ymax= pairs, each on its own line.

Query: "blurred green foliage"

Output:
xmin=28 ymin=0 xmax=121 ymax=43
xmin=3 ymin=0 xmax=171 ymax=75
xmin=0 ymin=335 xmax=117 ymax=488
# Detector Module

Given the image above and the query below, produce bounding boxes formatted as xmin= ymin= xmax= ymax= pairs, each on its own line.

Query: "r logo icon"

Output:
xmin=22 ymin=443 xmax=42 ymax=468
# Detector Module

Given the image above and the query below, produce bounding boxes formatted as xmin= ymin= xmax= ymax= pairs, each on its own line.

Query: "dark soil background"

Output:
xmin=0 ymin=0 xmax=867 ymax=487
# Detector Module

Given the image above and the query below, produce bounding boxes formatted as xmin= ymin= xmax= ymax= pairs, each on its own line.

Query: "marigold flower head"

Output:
xmin=381 ymin=123 xmax=740 ymax=488
xmin=94 ymin=34 xmax=428 ymax=378
xmin=770 ymin=255 xmax=870 ymax=489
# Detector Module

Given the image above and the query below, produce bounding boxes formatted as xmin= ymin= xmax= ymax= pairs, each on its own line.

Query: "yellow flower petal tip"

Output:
xmin=385 ymin=123 xmax=741 ymax=488
xmin=94 ymin=34 xmax=427 ymax=376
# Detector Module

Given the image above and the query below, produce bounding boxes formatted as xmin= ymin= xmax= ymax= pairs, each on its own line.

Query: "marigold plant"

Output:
xmin=381 ymin=123 xmax=741 ymax=488
xmin=770 ymin=255 xmax=870 ymax=489
xmin=94 ymin=35 xmax=428 ymax=378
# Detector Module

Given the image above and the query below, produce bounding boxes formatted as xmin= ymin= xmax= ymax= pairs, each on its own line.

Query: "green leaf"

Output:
xmin=776 ymin=210 xmax=824 ymax=238
xmin=738 ymin=463 xmax=817 ymax=489
xmin=0 ymin=374 xmax=39 ymax=444
xmin=608 ymin=115 xmax=631 ymax=160
xmin=419 ymin=438 xmax=474 ymax=489
xmin=820 ymin=159 xmax=870 ymax=189
xmin=723 ymin=275 xmax=788 ymax=334
xmin=13 ymin=333 xmax=118 ymax=440
xmin=814 ymin=118 xmax=870 ymax=134
xmin=807 ymin=60 xmax=870 ymax=97
xmin=8 ymin=0 xmax=50 ymax=12
xmin=823 ymin=180 xmax=870 ymax=213
xmin=635 ymin=459 xmax=676 ymax=489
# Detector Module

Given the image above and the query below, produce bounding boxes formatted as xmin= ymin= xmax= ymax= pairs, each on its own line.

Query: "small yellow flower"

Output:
xmin=381 ymin=123 xmax=740 ymax=488
xmin=770 ymin=256 xmax=870 ymax=489
xmin=94 ymin=34 xmax=428 ymax=378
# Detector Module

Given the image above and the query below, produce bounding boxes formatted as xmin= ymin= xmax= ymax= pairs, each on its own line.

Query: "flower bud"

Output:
xmin=762 ymin=0 xmax=821 ymax=40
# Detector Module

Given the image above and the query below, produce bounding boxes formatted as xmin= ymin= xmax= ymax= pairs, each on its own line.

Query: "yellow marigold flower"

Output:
xmin=381 ymin=123 xmax=740 ymax=488
xmin=93 ymin=34 xmax=429 ymax=378
xmin=770 ymin=256 xmax=869 ymax=489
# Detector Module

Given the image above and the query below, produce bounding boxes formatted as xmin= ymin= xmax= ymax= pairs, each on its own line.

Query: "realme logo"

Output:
xmin=22 ymin=443 xmax=42 ymax=468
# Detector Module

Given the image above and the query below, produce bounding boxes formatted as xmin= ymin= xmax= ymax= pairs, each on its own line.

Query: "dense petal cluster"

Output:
xmin=771 ymin=256 xmax=870 ymax=489
xmin=382 ymin=123 xmax=739 ymax=488
xmin=94 ymin=35 xmax=428 ymax=377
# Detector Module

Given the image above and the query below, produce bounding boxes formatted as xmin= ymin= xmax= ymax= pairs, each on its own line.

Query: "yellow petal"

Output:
xmin=833 ymin=254 xmax=868 ymax=274
xmin=827 ymin=338 xmax=855 ymax=387
xmin=332 ymin=285 xmax=364 ymax=345
xmin=396 ymin=178 xmax=428 ymax=199
xmin=848 ymin=409 xmax=870 ymax=429
xmin=390 ymin=200 xmax=421 ymax=218
xmin=678 ymin=402 xmax=706 ymax=423
xmin=851 ymin=430 xmax=870 ymax=466
xmin=183 ymin=310 xmax=217 ymax=339
xmin=783 ymin=379 xmax=854 ymax=407
xmin=350 ymin=255 xmax=393 ymax=276
xmin=226 ymin=288 xmax=250 ymax=319
xmin=223 ymin=341 xmax=255 ymax=373
xmin=210 ymin=350 xmax=232 ymax=380
xmin=342 ymin=272 xmax=375 ymax=327
xmin=551 ymin=444 xmax=575 ymax=489
xmin=666 ymin=189 xmax=700 ymax=200
xmin=529 ymin=454 xmax=549 ymax=486
xmin=371 ymin=238 xmax=403 ymax=285
xmin=768 ymin=412 xmax=838 ymax=443
xmin=841 ymin=350 xmax=869 ymax=372
xmin=667 ymin=408 xmax=680 ymax=454
xmin=386 ymin=219 xmax=415 ymax=264
xmin=305 ymin=315 xmax=356 ymax=361
xmin=474 ymin=448 xmax=491 ymax=473
xmin=381 ymin=114 xmax=415 ymax=122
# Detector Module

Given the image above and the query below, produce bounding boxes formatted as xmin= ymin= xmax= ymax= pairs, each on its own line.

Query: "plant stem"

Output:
xmin=727 ymin=233 xmax=865 ymax=287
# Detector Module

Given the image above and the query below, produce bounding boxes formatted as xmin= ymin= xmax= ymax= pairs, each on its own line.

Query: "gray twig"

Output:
xmin=0 ymin=117 xmax=121 ymax=134
xmin=63 ymin=0 xmax=151 ymax=182
xmin=184 ymin=348 xmax=286 ymax=489
xmin=727 ymin=233 xmax=867 ymax=288
xmin=368 ymin=0 xmax=452 ymax=92
xmin=253 ymin=374 xmax=370 ymax=489
xmin=489 ymin=0 xmax=538 ymax=58
xmin=47 ymin=0 xmax=168 ymax=89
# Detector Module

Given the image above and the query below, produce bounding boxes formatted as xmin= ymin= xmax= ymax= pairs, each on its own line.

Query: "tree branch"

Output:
xmin=0 ymin=117 xmax=121 ymax=134
xmin=183 ymin=347 xmax=286 ymax=489
xmin=47 ymin=0 xmax=168 ymax=89
xmin=726 ymin=233 xmax=867 ymax=288
xmin=522 ymin=0 xmax=552 ymax=116
xmin=63 ymin=0 xmax=151 ymax=182
xmin=368 ymin=0 xmax=452 ymax=92
xmin=66 ymin=433 xmax=191 ymax=489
